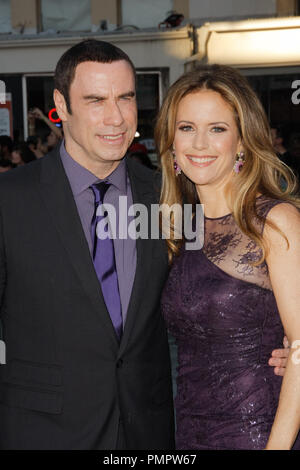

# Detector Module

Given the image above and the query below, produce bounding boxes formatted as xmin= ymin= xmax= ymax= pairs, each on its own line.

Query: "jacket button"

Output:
xmin=116 ymin=359 xmax=123 ymax=368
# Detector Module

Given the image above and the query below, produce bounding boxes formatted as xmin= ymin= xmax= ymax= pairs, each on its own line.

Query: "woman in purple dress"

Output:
xmin=157 ymin=65 xmax=300 ymax=450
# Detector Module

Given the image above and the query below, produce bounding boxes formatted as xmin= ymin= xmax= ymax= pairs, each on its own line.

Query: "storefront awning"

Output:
xmin=187 ymin=17 xmax=300 ymax=68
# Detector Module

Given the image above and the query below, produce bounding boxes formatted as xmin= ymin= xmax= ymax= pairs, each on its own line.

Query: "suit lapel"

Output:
xmin=118 ymin=158 xmax=159 ymax=356
xmin=38 ymin=149 xmax=119 ymax=348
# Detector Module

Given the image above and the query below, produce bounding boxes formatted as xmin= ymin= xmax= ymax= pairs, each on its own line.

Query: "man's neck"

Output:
xmin=64 ymin=140 xmax=123 ymax=179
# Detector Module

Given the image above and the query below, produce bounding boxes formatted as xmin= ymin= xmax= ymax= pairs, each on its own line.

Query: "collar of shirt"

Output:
xmin=59 ymin=140 xmax=128 ymax=196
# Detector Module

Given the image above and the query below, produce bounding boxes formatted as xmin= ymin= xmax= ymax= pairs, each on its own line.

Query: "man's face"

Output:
xmin=54 ymin=60 xmax=137 ymax=173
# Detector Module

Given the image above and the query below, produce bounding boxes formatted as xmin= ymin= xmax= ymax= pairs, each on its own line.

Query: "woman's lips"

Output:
xmin=186 ymin=155 xmax=218 ymax=167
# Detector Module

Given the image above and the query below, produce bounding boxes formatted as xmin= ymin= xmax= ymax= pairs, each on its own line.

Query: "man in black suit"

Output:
xmin=0 ymin=39 xmax=174 ymax=450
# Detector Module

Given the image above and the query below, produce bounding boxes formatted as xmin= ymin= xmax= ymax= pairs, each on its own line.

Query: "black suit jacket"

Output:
xmin=0 ymin=148 xmax=175 ymax=450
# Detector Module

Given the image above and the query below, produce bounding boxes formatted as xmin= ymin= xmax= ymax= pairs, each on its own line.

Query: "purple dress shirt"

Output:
xmin=60 ymin=141 xmax=137 ymax=325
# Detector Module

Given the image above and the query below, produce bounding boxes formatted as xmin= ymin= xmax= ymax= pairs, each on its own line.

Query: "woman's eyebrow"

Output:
xmin=176 ymin=120 xmax=194 ymax=125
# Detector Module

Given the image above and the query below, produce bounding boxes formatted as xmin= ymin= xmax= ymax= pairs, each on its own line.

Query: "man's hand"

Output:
xmin=268 ymin=336 xmax=290 ymax=376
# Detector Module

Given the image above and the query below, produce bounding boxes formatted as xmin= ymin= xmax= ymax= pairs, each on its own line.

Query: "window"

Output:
xmin=121 ymin=0 xmax=172 ymax=29
xmin=0 ymin=0 xmax=11 ymax=33
xmin=0 ymin=74 xmax=23 ymax=140
xmin=136 ymin=72 xmax=160 ymax=154
xmin=23 ymin=74 xmax=58 ymax=140
xmin=190 ymin=0 xmax=276 ymax=20
xmin=244 ymin=69 xmax=300 ymax=129
xmin=243 ymin=68 xmax=300 ymax=164
xmin=41 ymin=0 xmax=91 ymax=32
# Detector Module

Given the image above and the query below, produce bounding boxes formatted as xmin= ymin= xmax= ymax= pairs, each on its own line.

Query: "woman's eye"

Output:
xmin=211 ymin=126 xmax=226 ymax=133
xmin=178 ymin=125 xmax=193 ymax=132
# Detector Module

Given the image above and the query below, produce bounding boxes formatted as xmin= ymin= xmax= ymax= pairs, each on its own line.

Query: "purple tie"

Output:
xmin=91 ymin=182 xmax=123 ymax=340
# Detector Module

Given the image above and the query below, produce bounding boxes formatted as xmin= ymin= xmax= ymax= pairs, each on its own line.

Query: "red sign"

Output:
xmin=0 ymin=93 xmax=13 ymax=138
xmin=48 ymin=108 xmax=61 ymax=123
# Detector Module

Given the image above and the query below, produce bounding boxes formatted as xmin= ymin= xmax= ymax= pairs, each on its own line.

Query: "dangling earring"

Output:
xmin=172 ymin=149 xmax=182 ymax=176
xmin=233 ymin=151 xmax=245 ymax=174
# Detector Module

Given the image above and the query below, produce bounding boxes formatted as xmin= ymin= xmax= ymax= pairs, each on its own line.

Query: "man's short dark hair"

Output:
xmin=54 ymin=39 xmax=136 ymax=114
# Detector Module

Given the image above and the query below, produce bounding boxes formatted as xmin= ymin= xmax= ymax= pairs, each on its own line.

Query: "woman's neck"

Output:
xmin=196 ymin=184 xmax=232 ymax=219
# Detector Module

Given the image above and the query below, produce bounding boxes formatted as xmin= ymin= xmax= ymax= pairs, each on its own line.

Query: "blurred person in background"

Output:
xmin=128 ymin=151 xmax=156 ymax=169
xmin=28 ymin=107 xmax=63 ymax=152
xmin=288 ymin=132 xmax=300 ymax=177
xmin=0 ymin=158 xmax=13 ymax=173
xmin=128 ymin=142 xmax=156 ymax=169
xmin=11 ymin=142 xmax=36 ymax=167
xmin=271 ymin=124 xmax=298 ymax=177
xmin=46 ymin=129 xmax=62 ymax=151
xmin=0 ymin=135 xmax=13 ymax=161
xmin=26 ymin=135 xmax=47 ymax=159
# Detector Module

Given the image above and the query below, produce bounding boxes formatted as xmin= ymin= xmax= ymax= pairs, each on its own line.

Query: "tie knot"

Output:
xmin=91 ymin=181 xmax=110 ymax=204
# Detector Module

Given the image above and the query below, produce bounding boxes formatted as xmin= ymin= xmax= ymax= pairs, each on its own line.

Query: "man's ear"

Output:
xmin=53 ymin=89 xmax=68 ymax=122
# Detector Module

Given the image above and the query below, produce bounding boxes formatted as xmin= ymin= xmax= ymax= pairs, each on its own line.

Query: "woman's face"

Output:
xmin=173 ymin=89 xmax=242 ymax=192
xmin=11 ymin=150 xmax=23 ymax=165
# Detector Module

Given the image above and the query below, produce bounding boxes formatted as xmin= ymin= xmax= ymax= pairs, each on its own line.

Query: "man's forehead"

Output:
xmin=70 ymin=61 xmax=135 ymax=96
xmin=74 ymin=60 xmax=134 ymax=82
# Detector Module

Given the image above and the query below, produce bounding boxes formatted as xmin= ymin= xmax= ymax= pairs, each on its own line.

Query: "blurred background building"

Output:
xmin=0 ymin=0 xmax=300 ymax=162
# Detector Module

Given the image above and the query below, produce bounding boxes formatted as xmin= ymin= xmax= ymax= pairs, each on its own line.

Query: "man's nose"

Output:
xmin=103 ymin=101 xmax=124 ymax=127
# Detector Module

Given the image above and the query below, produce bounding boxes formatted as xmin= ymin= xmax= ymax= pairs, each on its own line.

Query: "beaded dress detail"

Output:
xmin=161 ymin=196 xmax=300 ymax=450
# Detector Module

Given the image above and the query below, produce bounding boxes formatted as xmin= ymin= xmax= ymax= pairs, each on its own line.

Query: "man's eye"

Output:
xmin=120 ymin=94 xmax=135 ymax=101
xmin=178 ymin=125 xmax=193 ymax=132
xmin=211 ymin=126 xmax=226 ymax=133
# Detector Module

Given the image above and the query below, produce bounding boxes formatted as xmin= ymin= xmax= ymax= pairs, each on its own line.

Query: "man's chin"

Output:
xmin=91 ymin=154 xmax=125 ymax=167
xmin=94 ymin=148 xmax=128 ymax=163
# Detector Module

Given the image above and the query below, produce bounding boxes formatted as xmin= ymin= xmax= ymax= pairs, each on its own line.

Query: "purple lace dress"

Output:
xmin=161 ymin=196 xmax=300 ymax=450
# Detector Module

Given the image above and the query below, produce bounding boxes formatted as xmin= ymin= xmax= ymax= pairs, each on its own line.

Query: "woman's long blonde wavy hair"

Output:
xmin=155 ymin=64 xmax=300 ymax=263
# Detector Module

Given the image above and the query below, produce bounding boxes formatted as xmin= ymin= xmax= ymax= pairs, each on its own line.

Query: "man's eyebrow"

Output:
xmin=82 ymin=91 xmax=135 ymax=101
xmin=82 ymin=94 xmax=105 ymax=101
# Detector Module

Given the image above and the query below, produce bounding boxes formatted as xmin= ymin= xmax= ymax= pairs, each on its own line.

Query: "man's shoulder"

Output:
xmin=0 ymin=147 xmax=59 ymax=180
xmin=0 ymin=159 xmax=40 ymax=191
xmin=0 ymin=148 xmax=60 ymax=198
